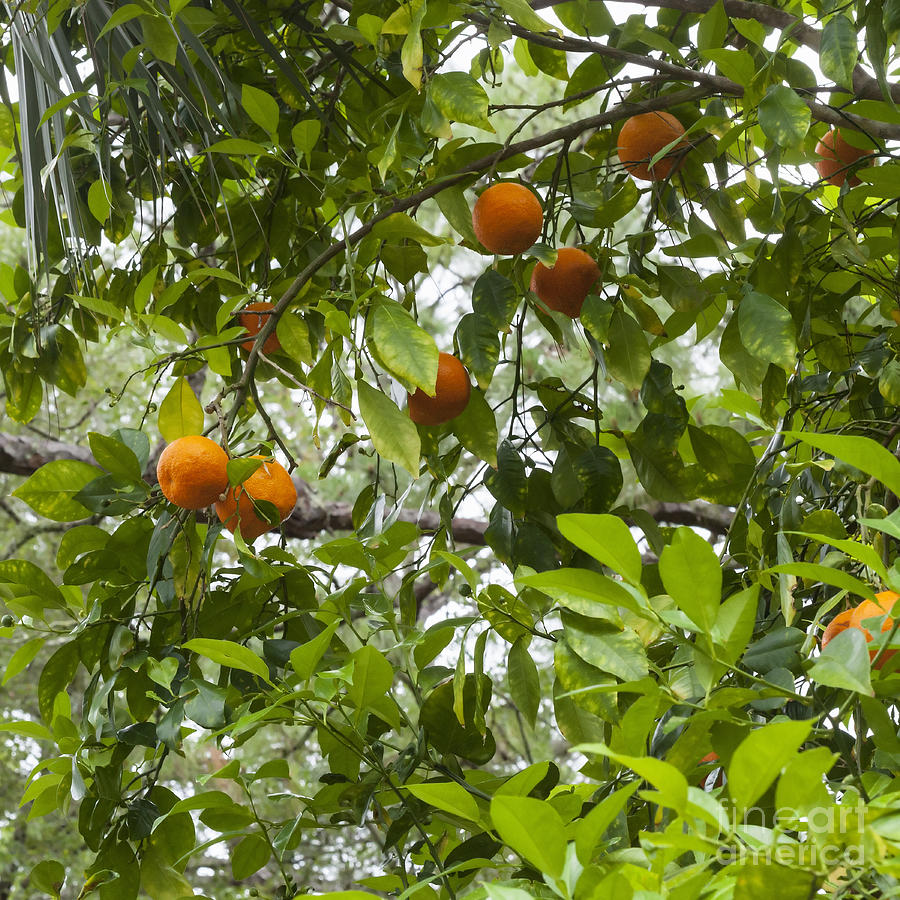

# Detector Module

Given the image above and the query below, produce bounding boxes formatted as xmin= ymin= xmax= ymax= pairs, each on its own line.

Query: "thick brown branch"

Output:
xmin=0 ymin=431 xmax=735 ymax=546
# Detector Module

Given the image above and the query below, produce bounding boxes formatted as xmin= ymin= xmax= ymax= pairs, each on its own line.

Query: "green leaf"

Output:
xmin=291 ymin=120 xmax=321 ymax=159
xmin=290 ymin=622 xmax=339 ymax=681
xmin=734 ymin=863 xmax=819 ymax=900
xmin=452 ymin=388 xmax=498 ymax=467
xmin=564 ymin=615 xmax=649 ymax=681
xmin=5 ymin=367 xmax=42 ymax=423
xmin=435 ymin=184 xmax=478 ymax=244
xmin=490 ymin=796 xmax=566 ymax=877
xmin=575 ymin=782 xmax=640 ymax=864
xmin=371 ymin=301 xmax=439 ymax=392
xmin=557 ymin=514 xmax=643 ymax=586
xmin=357 ymin=380 xmax=421 ymax=476
xmin=429 ymin=73 xmax=493 ymax=131
xmin=606 ymin=308 xmax=650 ymax=390
xmin=182 ymin=639 xmax=272 ymax=684
xmin=406 ymin=781 xmax=480 ymax=822
xmin=820 ymin=15 xmax=857 ymax=89
xmin=712 ymin=584 xmax=759 ymax=664
xmin=400 ymin=0 xmax=426 ymax=89
xmin=29 ymin=860 xmax=66 ymax=898
xmin=758 ymin=85 xmax=811 ymax=147
xmin=727 ymin=720 xmax=812 ymax=811
xmin=783 ymin=431 xmax=900 ymax=499
xmin=484 ymin=441 xmax=527 ymax=517
xmin=242 ymin=84 xmax=280 ymax=135
xmin=88 ymin=180 xmax=111 ymax=223
xmin=13 ymin=460 xmax=103 ymax=522
xmin=809 ymin=628 xmax=874 ymax=695
xmin=231 ymin=833 xmax=270 ymax=880
xmin=738 ymin=292 xmax=796 ymax=370
xmin=347 ymin=644 xmax=394 ymax=712
xmin=519 ymin=568 xmax=642 ymax=616
xmin=4 ymin=637 xmax=45 ymax=685
xmin=88 ymin=432 xmax=142 ymax=482
xmin=371 ymin=213 xmax=448 ymax=246
xmin=879 ymin=359 xmax=900 ymax=405
xmin=766 ymin=562 xmax=876 ymax=601
xmin=507 ymin=638 xmax=540 ymax=727
xmin=141 ymin=14 xmax=178 ymax=64
xmin=659 ymin=527 xmax=721 ymax=632
xmin=276 ymin=313 xmax=313 ymax=365
xmin=472 ymin=269 xmax=519 ymax=331
xmin=157 ymin=377 xmax=204 ymax=443
xmin=495 ymin=0 xmax=557 ymax=33
xmin=697 ymin=0 xmax=727 ymax=51
xmin=456 ymin=313 xmax=500 ymax=389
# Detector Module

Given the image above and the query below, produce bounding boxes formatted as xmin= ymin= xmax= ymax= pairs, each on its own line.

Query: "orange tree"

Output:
xmin=3 ymin=0 xmax=900 ymax=897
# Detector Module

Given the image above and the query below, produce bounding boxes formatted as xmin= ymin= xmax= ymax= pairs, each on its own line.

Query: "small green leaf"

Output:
xmin=659 ymin=527 xmax=722 ymax=632
xmin=606 ymin=308 xmax=650 ymax=390
xmin=242 ymin=84 xmax=280 ymax=135
xmin=738 ymin=292 xmax=796 ymax=370
xmin=290 ymin=622 xmax=339 ymax=681
xmin=557 ymin=513 xmax=643 ymax=586
xmin=291 ymin=120 xmax=321 ymax=159
xmin=809 ymin=628 xmax=874 ymax=695
xmin=358 ymin=381 xmax=420 ymax=476
xmin=371 ymin=301 xmax=439 ymax=392
xmin=456 ymin=313 xmax=500 ymax=389
xmin=820 ymin=14 xmax=858 ymax=89
xmin=490 ymin=796 xmax=566 ymax=877
xmin=231 ymin=833 xmax=270 ymax=880
xmin=13 ymin=460 xmax=103 ymax=522
xmin=758 ymin=85 xmax=811 ymax=147
xmin=429 ymin=73 xmax=494 ymax=131
xmin=347 ymin=644 xmax=394 ymax=712
xmin=157 ymin=377 xmax=204 ymax=443
xmin=88 ymin=432 xmax=142 ymax=482
xmin=87 ymin=180 xmax=111 ymax=223
xmin=371 ymin=213 xmax=448 ymax=246
xmin=507 ymin=638 xmax=540 ymax=727
xmin=406 ymin=781 xmax=480 ymax=821
xmin=182 ymin=639 xmax=271 ymax=684
xmin=452 ymin=388 xmax=498 ymax=467
xmin=727 ymin=720 xmax=812 ymax=810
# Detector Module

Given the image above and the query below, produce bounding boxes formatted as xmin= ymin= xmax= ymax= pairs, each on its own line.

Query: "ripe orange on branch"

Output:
xmin=472 ymin=183 xmax=543 ymax=255
xmin=240 ymin=302 xmax=281 ymax=353
xmin=821 ymin=590 xmax=898 ymax=669
xmin=157 ymin=435 xmax=229 ymax=510
xmin=408 ymin=352 xmax=471 ymax=426
xmin=530 ymin=247 xmax=601 ymax=318
xmin=617 ymin=111 xmax=687 ymax=182
xmin=215 ymin=456 xmax=298 ymax=541
xmin=814 ymin=129 xmax=875 ymax=187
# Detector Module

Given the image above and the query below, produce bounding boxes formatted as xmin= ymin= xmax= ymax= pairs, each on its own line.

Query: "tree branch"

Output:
xmin=0 ymin=431 xmax=736 ymax=547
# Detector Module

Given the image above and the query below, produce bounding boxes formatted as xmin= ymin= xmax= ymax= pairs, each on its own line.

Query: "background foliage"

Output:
xmin=1 ymin=0 xmax=900 ymax=897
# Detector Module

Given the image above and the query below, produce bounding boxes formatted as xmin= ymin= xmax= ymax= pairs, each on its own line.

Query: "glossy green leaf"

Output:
xmin=659 ymin=527 xmax=722 ymax=632
xmin=490 ymin=796 xmax=566 ymax=877
xmin=183 ymin=639 xmax=272 ymax=684
xmin=406 ymin=781 xmax=480 ymax=822
xmin=820 ymin=15 xmax=857 ymax=89
xmin=157 ymin=377 xmax=204 ymax=443
xmin=808 ymin=628 xmax=874 ymax=695
xmin=231 ymin=833 xmax=271 ymax=880
xmin=557 ymin=514 xmax=643 ymax=586
xmin=13 ymin=460 xmax=103 ymax=522
xmin=606 ymin=308 xmax=650 ymax=390
xmin=727 ymin=720 xmax=812 ymax=810
xmin=357 ymin=380 xmax=421 ymax=476
xmin=429 ymin=73 xmax=493 ymax=131
xmin=738 ymin=292 xmax=796 ymax=371
xmin=758 ymin=85 xmax=811 ymax=147
xmin=507 ymin=638 xmax=540 ymax=727
xmin=242 ymin=84 xmax=279 ymax=135
xmin=371 ymin=301 xmax=439 ymax=392
xmin=453 ymin=388 xmax=498 ymax=467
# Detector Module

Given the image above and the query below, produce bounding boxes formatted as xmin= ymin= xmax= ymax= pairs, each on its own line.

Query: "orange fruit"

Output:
xmin=472 ymin=183 xmax=543 ymax=255
xmin=820 ymin=608 xmax=854 ymax=649
xmin=157 ymin=435 xmax=229 ymax=510
xmin=240 ymin=302 xmax=280 ymax=353
xmin=815 ymin=129 xmax=874 ymax=187
xmin=821 ymin=591 xmax=898 ymax=669
xmin=617 ymin=112 xmax=687 ymax=182
xmin=214 ymin=456 xmax=297 ymax=541
xmin=530 ymin=247 xmax=601 ymax=318
xmin=408 ymin=352 xmax=471 ymax=426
